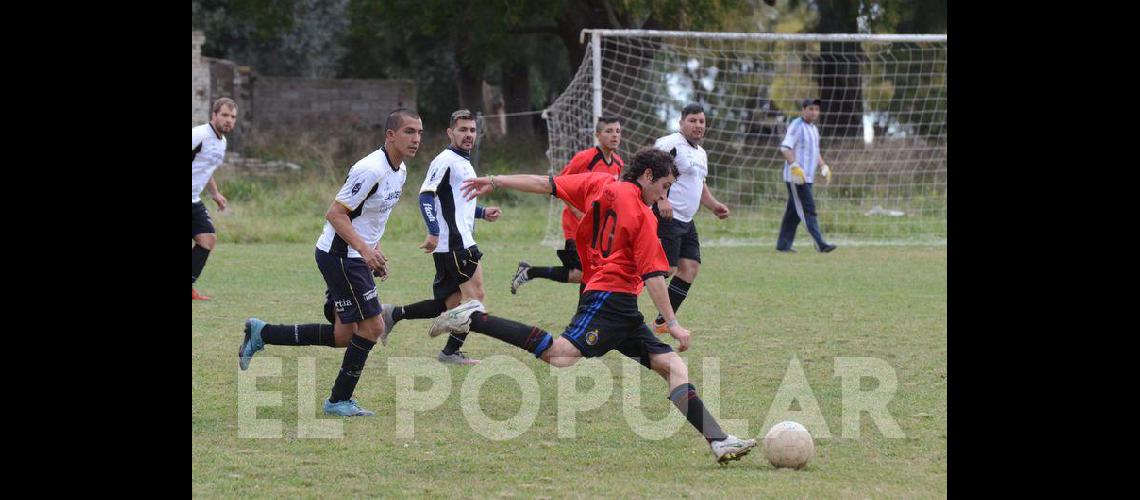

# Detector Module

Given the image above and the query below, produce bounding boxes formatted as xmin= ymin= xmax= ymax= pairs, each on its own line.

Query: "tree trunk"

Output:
xmin=454 ymin=30 xmax=484 ymax=113
xmin=501 ymin=60 xmax=534 ymax=139
xmin=816 ymin=40 xmax=865 ymax=140
xmin=814 ymin=1 xmax=865 ymax=140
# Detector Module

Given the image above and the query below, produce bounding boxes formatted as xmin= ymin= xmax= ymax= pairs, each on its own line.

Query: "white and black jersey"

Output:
xmin=780 ymin=117 xmax=821 ymax=183
xmin=654 ymin=132 xmax=709 ymax=223
xmin=192 ymin=123 xmax=228 ymax=203
xmin=316 ymin=147 xmax=407 ymax=258
xmin=420 ymin=146 xmax=478 ymax=253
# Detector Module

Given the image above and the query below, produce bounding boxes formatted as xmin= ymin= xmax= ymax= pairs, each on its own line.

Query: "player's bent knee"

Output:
xmin=541 ymin=338 xmax=583 ymax=367
xmin=649 ymin=352 xmax=688 ymax=378
xmin=196 ymin=234 xmax=217 ymax=250
xmin=355 ymin=316 xmax=384 ymax=341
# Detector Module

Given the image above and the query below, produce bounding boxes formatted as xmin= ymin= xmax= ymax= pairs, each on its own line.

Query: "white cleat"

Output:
xmin=711 ymin=435 xmax=758 ymax=465
xmin=428 ymin=300 xmax=486 ymax=338
xmin=510 ymin=261 xmax=531 ymax=295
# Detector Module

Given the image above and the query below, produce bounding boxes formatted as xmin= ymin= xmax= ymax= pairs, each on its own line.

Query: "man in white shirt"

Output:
xmin=380 ymin=109 xmax=502 ymax=365
xmin=777 ymin=98 xmax=837 ymax=253
xmin=650 ymin=103 xmax=731 ymax=334
xmin=191 ymin=98 xmax=237 ymax=300
xmin=239 ymin=109 xmax=424 ymax=417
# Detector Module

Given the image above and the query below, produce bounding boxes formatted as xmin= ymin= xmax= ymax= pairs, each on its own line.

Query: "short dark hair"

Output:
xmin=681 ymin=103 xmax=704 ymax=119
xmin=621 ymin=147 xmax=680 ymax=183
xmin=595 ymin=116 xmax=621 ymax=133
xmin=212 ymin=97 xmax=237 ymax=114
xmin=386 ymin=108 xmax=421 ymax=132
xmin=450 ymin=109 xmax=476 ymax=128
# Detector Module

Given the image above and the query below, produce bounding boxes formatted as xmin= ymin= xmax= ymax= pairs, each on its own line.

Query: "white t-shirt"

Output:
xmin=654 ymin=132 xmax=708 ymax=223
xmin=780 ymin=117 xmax=821 ymax=184
xmin=420 ymin=147 xmax=477 ymax=252
xmin=192 ymin=123 xmax=228 ymax=203
xmin=316 ymin=147 xmax=408 ymax=258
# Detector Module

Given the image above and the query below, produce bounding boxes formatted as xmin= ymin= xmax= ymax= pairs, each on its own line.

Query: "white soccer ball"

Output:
xmin=763 ymin=421 xmax=814 ymax=469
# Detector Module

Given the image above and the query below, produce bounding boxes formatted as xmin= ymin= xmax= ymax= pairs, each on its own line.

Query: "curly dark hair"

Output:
xmin=621 ymin=147 xmax=680 ymax=182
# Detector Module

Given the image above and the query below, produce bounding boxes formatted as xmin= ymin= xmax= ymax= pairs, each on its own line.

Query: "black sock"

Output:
xmin=191 ymin=245 xmax=211 ymax=284
xmin=668 ymin=383 xmax=728 ymax=443
xmin=468 ymin=312 xmax=553 ymax=357
xmin=441 ymin=333 xmax=467 ymax=355
xmin=393 ymin=299 xmax=447 ymax=323
xmin=526 ymin=266 xmax=570 ymax=283
xmin=329 ymin=334 xmax=376 ymax=403
xmin=656 ymin=277 xmax=692 ymax=324
xmin=261 ymin=323 xmax=336 ymax=346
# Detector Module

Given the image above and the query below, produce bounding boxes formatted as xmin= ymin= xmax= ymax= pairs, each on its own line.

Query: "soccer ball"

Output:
xmin=762 ymin=421 xmax=814 ymax=469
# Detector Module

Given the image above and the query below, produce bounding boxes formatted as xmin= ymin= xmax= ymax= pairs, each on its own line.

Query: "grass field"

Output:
xmin=192 ymin=231 xmax=946 ymax=496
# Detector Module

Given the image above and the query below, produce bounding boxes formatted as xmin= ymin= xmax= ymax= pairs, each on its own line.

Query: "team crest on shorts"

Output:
xmin=585 ymin=329 xmax=599 ymax=346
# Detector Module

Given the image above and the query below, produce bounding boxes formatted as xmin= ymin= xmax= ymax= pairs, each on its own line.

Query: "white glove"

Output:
xmin=819 ymin=164 xmax=831 ymax=179
xmin=790 ymin=163 xmax=806 ymax=185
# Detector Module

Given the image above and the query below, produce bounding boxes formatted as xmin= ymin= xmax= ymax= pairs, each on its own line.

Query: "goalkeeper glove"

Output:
xmin=790 ymin=163 xmax=806 ymax=185
xmin=819 ymin=164 xmax=831 ymax=180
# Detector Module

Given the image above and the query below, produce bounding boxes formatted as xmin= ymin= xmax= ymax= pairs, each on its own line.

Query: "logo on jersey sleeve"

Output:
xmin=351 ymin=183 xmax=362 ymax=195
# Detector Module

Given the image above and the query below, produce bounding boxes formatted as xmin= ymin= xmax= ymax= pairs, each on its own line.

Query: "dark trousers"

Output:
xmin=777 ymin=182 xmax=828 ymax=250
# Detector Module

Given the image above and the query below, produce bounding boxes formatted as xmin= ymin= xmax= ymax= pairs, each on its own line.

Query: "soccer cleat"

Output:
xmin=238 ymin=318 xmax=267 ymax=370
xmin=192 ymin=288 xmax=211 ymax=300
xmin=653 ymin=318 xmax=669 ymax=335
xmin=711 ymin=435 xmax=758 ymax=465
xmin=819 ymin=243 xmax=837 ymax=253
xmin=379 ymin=304 xmax=396 ymax=346
xmin=322 ymin=398 xmax=375 ymax=417
xmin=438 ymin=350 xmax=481 ymax=365
xmin=510 ymin=261 xmax=532 ymax=295
xmin=428 ymin=300 xmax=486 ymax=337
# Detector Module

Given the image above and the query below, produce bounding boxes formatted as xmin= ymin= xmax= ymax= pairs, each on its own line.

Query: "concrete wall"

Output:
xmin=253 ymin=77 xmax=416 ymax=132
xmin=191 ymin=32 xmax=417 ymax=152
xmin=192 ymin=31 xmax=210 ymax=126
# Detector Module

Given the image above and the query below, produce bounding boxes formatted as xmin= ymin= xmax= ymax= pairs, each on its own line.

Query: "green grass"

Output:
xmin=192 ymin=234 xmax=946 ymax=496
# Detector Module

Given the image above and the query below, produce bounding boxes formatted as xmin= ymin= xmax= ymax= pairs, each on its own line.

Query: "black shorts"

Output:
xmin=192 ymin=201 xmax=216 ymax=237
xmin=315 ymin=248 xmax=381 ymax=324
xmin=432 ymin=245 xmax=483 ymax=301
xmin=656 ymin=217 xmax=701 ymax=267
xmin=560 ymin=291 xmax=674 ymax=368
xmin=556 ymin=239 xmax=582 ymax=270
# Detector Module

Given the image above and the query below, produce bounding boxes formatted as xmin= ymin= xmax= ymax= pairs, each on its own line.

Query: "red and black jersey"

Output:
xmin=553 ymin=172 xmax=669 ymax=296
xmin=558 ymin=147 xmax=624 ymax=240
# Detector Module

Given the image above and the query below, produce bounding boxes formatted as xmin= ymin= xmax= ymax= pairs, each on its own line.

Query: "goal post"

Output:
xmin=542 ymin=30 xmax=947 ymax=246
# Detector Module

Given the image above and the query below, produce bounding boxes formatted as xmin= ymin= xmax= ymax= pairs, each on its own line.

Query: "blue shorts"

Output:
xmin=315 ymin=248 xmax=381 ymax=324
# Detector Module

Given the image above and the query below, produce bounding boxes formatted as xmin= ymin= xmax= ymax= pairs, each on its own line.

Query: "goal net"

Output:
xmin=542 ymin=30 xmax=947 ymax=246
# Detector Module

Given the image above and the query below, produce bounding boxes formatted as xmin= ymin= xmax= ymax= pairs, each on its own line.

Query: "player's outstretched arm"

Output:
xmin=461 ymin=174 xmax=553 ymax=201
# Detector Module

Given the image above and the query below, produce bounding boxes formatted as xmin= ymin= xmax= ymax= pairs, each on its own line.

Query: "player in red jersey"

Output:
xmin=429 ymin=147 xmax=758 ymax=464
xmin=509 ymin=117 xmax=624 ymax=294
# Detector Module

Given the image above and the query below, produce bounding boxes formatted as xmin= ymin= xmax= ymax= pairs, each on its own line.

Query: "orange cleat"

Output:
xmin=192 ymin=288 xmax=211 ymax=301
